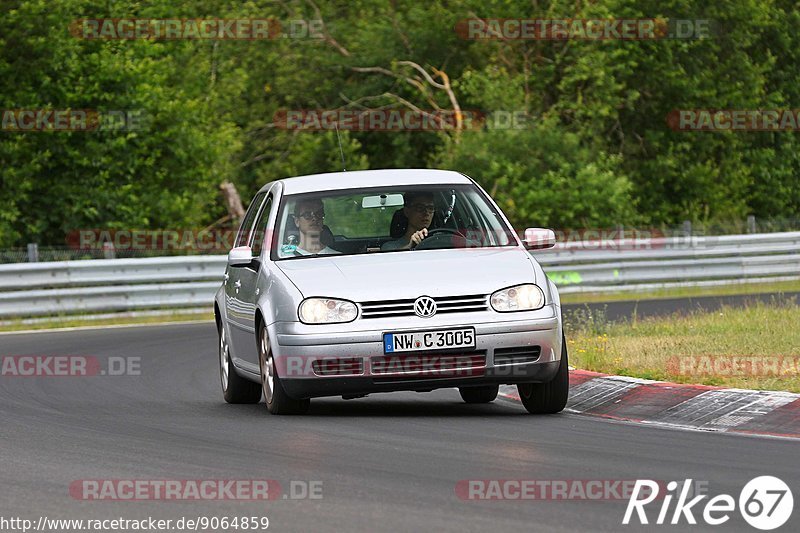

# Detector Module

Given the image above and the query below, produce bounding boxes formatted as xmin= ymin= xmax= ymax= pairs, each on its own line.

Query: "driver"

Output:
xmin=381 ymin=192 xmax=435 ymax=251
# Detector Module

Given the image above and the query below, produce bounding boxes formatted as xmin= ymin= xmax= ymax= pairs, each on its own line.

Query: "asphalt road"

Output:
xmin=1 ymin=323 xmax=798 ymax=532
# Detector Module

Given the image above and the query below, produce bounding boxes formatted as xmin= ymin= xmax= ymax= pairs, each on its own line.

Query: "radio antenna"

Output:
xmin=334 ymin=122 xmax=346 ymax=171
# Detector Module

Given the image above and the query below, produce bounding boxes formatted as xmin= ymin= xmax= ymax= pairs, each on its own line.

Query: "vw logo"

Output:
xmin=414 ymin=296 xmax=437 ymax=318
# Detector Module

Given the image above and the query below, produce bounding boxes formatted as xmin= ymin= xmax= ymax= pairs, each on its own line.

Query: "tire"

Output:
xmin=517 ymin=335 xmax=569 ymax=414
xmin=259 ymin=323 xmax=310 ymax=415
xmin=459 ymin=385 xmax=499 ymax=404
xmin=219 ymin=321 xmax=262 ymax=404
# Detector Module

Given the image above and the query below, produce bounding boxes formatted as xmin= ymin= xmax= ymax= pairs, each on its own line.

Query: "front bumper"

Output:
xmin=269 ymin=305 xmax=562 ymax=399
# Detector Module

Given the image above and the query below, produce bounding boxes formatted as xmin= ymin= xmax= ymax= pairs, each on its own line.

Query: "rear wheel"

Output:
xmin=219 ymin=321 xmax=261 ymax=404
xmin=459 ymin=385 xmax=499 ymax=404
xmin=517 ymin=335 xmax=569 ymax=414
xmin=259 ymin=323 xmax=310 ymax=415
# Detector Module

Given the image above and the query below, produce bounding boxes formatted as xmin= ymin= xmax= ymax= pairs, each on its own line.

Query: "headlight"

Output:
xmin=298 ymin=298 xmax=358 ymax=324
xmin=490 ymin=284 xmax=545 ymax=312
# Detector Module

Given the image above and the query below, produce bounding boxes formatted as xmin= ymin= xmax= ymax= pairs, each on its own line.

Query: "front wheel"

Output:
xmin=459 ymin=385 xmax=499 ymax=404
xmin=517 ymin=335 xmax=569 ymax=414
xmin=259 ymin=324 xmax=310 ymax=415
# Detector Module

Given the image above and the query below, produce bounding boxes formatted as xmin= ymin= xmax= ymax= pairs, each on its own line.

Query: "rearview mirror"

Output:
xmin=523 ymin=228 xmax=556 ymax=250
xmin=228 ymin=246 xmax=254 ymax=267
xmin=362 ymin=193 xmax=404 ymax=209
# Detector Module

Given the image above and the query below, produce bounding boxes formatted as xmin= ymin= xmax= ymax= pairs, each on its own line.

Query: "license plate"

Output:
xmin=383 ymin=327 xmax=475 ymax=354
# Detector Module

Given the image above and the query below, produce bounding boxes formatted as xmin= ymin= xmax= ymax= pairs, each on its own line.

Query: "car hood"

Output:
xmin=275 ymin=247 xmax=540 ymax=301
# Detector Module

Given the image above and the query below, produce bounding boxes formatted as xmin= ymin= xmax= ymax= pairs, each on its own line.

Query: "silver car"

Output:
xmin=214 ymin=169 xmax=568 ymax=415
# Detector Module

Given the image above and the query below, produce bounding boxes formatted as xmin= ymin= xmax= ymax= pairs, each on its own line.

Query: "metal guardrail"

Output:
xmin=0 ymin=231 xmax=798 ymax=318
xmin=534 ymin=232 xmax=800 ymax=293
xmin=0 ymin=255 xmax=225 ymax=290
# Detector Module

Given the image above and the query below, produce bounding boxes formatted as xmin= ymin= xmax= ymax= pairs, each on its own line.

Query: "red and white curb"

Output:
xmin=500 ymin=370 xmax=800 ymax=439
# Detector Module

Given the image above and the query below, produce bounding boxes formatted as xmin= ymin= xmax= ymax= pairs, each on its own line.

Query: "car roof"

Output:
xmin=263 ymin=169 xmax=472 ymax=195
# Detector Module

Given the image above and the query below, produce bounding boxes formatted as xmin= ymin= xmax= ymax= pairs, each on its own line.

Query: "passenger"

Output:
xmin=382 ymin=192 xmax=435 ymax=251
xmin=290 ymin=198 xmax=339 ymax=255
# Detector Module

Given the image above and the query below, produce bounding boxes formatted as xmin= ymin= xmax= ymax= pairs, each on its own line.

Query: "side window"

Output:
xmin=234 ymin=191 xmax=267 ymax=247
xmin=251 ymin=196 xmax=273 ymax=257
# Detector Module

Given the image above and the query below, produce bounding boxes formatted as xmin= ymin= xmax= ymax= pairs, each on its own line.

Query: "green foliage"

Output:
xmin=0 ymin=0 xmax=241 ymax=246
xmin=1 ymin=0 xmax=798 ymax=248
xmin=436 ymin=123 xmax=637 ymax=228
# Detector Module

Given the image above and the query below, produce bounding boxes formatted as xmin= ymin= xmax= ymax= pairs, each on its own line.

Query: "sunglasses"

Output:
xmin=296 ymin=210 xmax=325 ymax=221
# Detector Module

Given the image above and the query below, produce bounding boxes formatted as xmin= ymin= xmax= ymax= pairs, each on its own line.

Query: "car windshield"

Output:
xmin=271 ymin=184 xmax=517 ymax=260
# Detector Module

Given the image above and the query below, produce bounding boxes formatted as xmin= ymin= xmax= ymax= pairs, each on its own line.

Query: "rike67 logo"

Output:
xmin=624 ymin=477 xmax=793 ymax=530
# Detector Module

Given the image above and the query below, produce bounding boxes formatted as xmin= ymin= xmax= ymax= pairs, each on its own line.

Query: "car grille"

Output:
xmin=359 ymin=294 xmax=488 ymax=319
xmin=493 ymin=346 xmax=541 ymax=365
xmin=370 ymin=351 xmax=486 ymax=377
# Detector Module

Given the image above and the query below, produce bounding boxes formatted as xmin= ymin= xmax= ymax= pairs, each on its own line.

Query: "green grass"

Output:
xmin=559 ymin=279 xmax=800 ymax=304
xmin=566 ymin=301 xmax=800 ymax=392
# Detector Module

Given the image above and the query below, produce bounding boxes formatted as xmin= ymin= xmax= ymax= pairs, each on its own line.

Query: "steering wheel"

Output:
xmin=425 ymin=228 xmax=466 ymax=239
xmin=413 ymin=227 xmax=470 ymax=250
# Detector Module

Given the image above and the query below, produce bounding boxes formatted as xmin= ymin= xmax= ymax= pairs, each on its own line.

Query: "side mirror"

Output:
xmin=228 ymin=246 xmax=254 ymax=267
xmin=523 ymin=228 xmax=556 ymax=250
